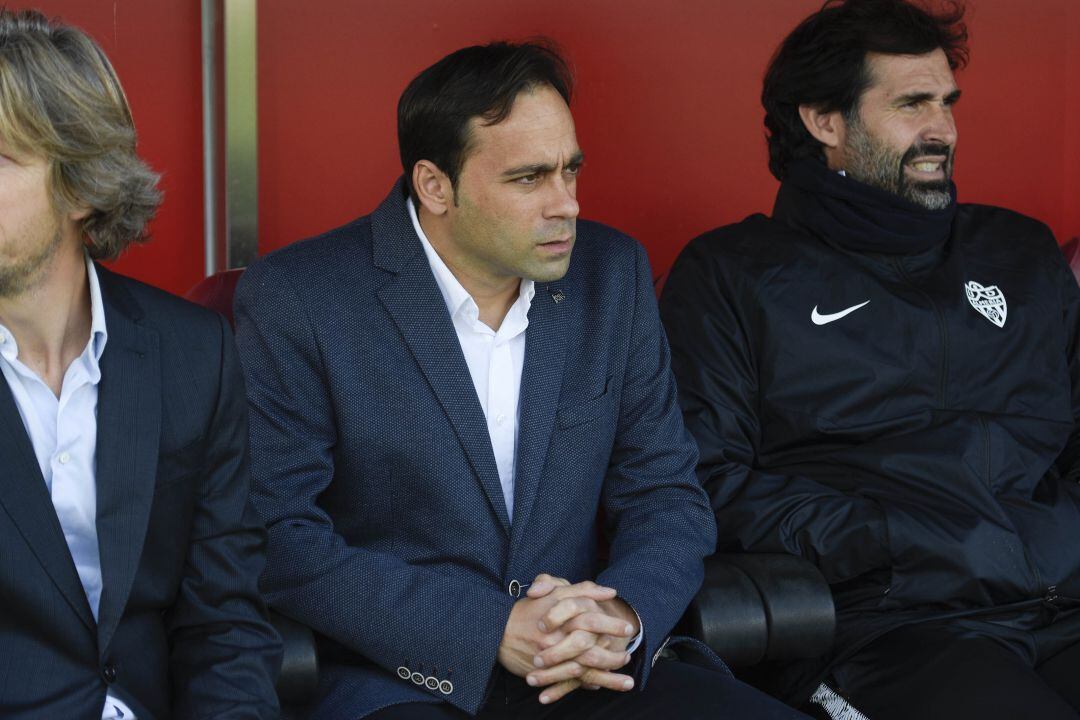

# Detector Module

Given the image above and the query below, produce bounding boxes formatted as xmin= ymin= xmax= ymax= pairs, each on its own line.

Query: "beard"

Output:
xmin=0 ymin=225 xmax=64 ymax=299
xmin=844 ymin=118 xmax=955 ymax=211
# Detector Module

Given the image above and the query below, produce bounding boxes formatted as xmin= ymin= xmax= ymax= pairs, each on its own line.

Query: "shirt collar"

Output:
xmin=84 ymin=254 xmax=108 ymax=377
xmin=406 ymin=197 xmax=535 ymax=322
xmin=0 ymin=252 xmax=108 ymax=380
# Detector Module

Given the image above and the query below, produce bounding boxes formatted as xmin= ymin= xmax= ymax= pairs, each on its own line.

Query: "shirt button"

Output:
xmin=496 ymin=414 xmax=507 ymax=426
xmin=58 ymin=452 xmax=71 ymax=465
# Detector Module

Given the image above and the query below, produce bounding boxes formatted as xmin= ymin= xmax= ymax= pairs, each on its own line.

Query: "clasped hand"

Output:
xmin=497 ymin=573 xmax=640 ymax=704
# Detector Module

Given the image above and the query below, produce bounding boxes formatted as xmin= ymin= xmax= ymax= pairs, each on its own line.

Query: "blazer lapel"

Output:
xmin=508 ymin=282 xmax=569 ymax=549
xmin=93 ymin=268 xmax=161 ymax=653
xmin=0 ymin=379 xmax=96 ymax=631
xmin=372 ymin=182 xmax=510 ymax=534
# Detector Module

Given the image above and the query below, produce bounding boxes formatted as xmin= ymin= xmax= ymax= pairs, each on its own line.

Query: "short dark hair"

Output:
xmin=762 ymin=0 xmax=968 ymax=181
xmin=397 ymin=40 xmax=573 ymax=200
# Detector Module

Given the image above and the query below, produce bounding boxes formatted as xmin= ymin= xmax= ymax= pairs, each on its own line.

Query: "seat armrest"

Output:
xmin=271 ymin=610 xmax=319 ymax=704
xmin=686 ymin=553 xmax=835 ymax=666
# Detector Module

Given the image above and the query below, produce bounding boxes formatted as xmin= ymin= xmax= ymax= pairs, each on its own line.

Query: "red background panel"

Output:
xmin=1066 ymin=1 xmax=1080 ymax=239
xmin=258 ymin=0 xmax=1080 ymax=278
xmin=25 ymin=1 xmax=1080 ymax=292
xmin=32 ymin=1 xmax=204 ymax=296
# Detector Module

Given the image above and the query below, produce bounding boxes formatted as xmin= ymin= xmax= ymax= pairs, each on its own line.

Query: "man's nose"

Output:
xmin=544 ymin=174 xmax=580 ymax=220
xmin=923 ymin=102 xmax=958 ymax=148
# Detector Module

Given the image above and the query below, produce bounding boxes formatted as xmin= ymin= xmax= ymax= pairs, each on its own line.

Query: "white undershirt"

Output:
xmin=0 ymin=256 xmax=136 ymax=719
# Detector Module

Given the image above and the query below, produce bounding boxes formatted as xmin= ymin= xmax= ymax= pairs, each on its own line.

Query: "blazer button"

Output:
xmin=397 ymin=666 xmax=410 ymax=680
xmin=102 ymin=664 xmax=118 ymax=683
xmin=425 ymin=676 xmax=439 ymax=690
xmin=439 ymin=680 xmax=454 ymax=695
xmin=411 ymin=672 xmax=425 ymax=685
xmin=508 ymin=580 xmax=522 ymax=597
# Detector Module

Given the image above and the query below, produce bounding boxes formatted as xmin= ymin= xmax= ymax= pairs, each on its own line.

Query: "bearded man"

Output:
xmin=0 ymin=10 xmax=280 ymax=718
xmin=660 ymin=1 xmax=1080 ymax=719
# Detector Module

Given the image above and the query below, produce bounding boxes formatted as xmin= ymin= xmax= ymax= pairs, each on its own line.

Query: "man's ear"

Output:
xmin=798 ymin=104 xmax=847 ymax=151
xmin=68 ymin=204 xmax=92 ymax=222
xmin=412 ymin=160 xmax=453 ymax=216
xmin=798 ymin=104 xmax=850 ymax=170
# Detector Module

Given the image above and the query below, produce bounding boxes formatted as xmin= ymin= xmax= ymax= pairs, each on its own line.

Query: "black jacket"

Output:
xmin=0 ymin=267 xmax=281 ymax=719
xmin=661 ymin=185 xmax=1080 ymax=676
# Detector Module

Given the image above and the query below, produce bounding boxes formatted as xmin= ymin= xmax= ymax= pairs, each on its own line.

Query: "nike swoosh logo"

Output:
xmin=811 ymin=300 xmax=871 ymax=325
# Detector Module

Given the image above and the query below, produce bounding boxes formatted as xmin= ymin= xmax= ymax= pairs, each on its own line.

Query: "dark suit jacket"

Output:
xmin=0 ymin=267 xmax=281 ymax=719
xmin=234 ymin=180 xmax=718 ymax=718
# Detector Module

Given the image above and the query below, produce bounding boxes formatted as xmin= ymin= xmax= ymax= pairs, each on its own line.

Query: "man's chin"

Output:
xmin=904 ymin=180 xmax=952 ymax=211
xmin=527 ymin=256 xmax=573 ymax=284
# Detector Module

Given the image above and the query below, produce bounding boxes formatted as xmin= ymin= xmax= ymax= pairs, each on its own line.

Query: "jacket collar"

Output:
xmin=92 ymin=265 xmax=162 ymax=654
xmin=373 ymin=179 xmax=513 ymax=533
xmin=774 ymin=158 xmax=957 ymax=256
xmin=371 ymin=178 xmax=571 ymax=539
xmin=0 ymin=264 xmax=160 ymax=645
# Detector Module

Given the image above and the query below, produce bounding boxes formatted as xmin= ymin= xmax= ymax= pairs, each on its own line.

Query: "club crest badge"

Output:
xmin=965 ymin=281 xmax=1007 ymax=328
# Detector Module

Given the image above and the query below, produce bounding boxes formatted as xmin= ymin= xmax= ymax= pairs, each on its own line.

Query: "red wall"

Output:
xmin=28 ymin=1 xmax=1080 ymax=292
xmin=258 ymin=0 xmax=1080 ymax=277
xmin=32 ymin=1 xmax=204 ymax=296
xmin=1066 ymin=0 xmax=1080 ymax=240
xmin=957 ymin=0 xmax=1077 ymax=244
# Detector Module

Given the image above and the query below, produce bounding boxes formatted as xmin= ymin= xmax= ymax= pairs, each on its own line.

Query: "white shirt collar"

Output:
xmin=85 ymin=254 xmax=108 ymax=370
xmin=0 ymin=252 xmax=108 ymax=380
xmin=406 ymin=197 xmax=535 ymax=323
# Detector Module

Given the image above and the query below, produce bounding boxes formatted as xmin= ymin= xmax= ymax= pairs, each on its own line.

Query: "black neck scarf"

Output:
xmin=773 ymin=158 xmax=958 ymax=256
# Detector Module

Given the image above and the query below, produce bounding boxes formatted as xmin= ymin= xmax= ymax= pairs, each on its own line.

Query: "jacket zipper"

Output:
xmin=893 ymin=260 xmax=1047 ymax=599
xmin=891 ymin=259 xmax=948 ymax=406
xmin=976 ymin=413 xmax=992 ymax=490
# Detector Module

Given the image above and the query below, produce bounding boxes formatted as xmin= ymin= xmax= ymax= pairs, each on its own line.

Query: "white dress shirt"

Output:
xmin=407 ymin=201 xmax=643 ymax=654
xmin=408 ymin=198 xmax=533 ymax=523
xmin=0 ymin=256 xmax=136 ymax=720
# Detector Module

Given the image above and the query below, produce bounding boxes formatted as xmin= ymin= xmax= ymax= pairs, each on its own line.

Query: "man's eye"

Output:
xmin=516 ymin=173 xmax=540 ymax=185
xmin=564 ymin=165 xmax=581 ymax=177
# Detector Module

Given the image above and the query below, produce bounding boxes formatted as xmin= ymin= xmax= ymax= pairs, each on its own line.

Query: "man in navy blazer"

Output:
xmin=0 ymin=11 xmax=280 ymax=719
xmin=236 ymin=41 xmax=806 ymax=719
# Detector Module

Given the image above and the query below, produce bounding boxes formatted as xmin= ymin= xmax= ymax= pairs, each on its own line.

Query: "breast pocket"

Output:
xmin=556 ymin=378 xmax=614 ymax=430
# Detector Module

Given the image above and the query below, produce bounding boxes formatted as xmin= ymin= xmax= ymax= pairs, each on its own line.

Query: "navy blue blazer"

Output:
xmin=0 ymin=267 xmax=281 ymax=719
xmin=234 ymin=180 xmax=718 ymax=718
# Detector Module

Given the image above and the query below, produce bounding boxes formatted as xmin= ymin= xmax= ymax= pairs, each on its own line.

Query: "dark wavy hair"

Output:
xmin=398 ymin=40 xmax=573 ymax=201
xmin=0 ymin=9 xmax=161 ymax=260
xmin=762 ymin=0 xmax=968 ymax=181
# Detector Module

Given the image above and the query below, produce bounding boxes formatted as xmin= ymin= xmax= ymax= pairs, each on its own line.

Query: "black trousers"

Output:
xmin=820 ymin=607 xmax=1080 ymax=720
xmin=367 ymin=659 xmax=809 ymax=719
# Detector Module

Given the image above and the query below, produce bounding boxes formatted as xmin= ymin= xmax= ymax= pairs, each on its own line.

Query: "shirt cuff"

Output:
xmin=625 ymin=607 xmax=644 ymax=654
xmin=102 ymin=694 xmax=137 ymax=720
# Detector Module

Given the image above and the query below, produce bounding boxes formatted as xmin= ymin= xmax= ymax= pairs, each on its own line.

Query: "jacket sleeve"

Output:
xmin=166 ymin=314 xmax=282 ymax=720
xmin=595 ymin=241 xmax=718 ymax=687
xmin=659 ymin=238 xmax=889 ymax=585
xmin=233 ymin=258 xmax=515 ymax=716
xmin=1052 ymin=245 xmax=1080 ymax=483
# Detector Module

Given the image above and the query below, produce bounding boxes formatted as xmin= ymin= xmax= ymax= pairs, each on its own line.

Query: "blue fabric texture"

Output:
xmin=234 ymin=179 xmax=719 ymax=718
